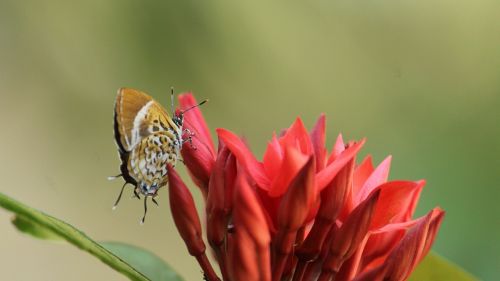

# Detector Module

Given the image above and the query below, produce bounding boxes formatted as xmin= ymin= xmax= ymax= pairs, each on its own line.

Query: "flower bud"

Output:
xmin=296 ymin=156 xmax=355 ymax=262
xmin=179 ymin=93 xmax=216 ymax=195
xmin=273 ymin=156 xmax=316 ymax=281
xmin=323 ymin=189 xmax=381 ymax=274
xmin=229 ymin=174 xmax=271 ymax=281
xmin=277 ymin=155 xmax=316 ymax=234
xmin=380 ymin=208 xmax=445 ymax=281
xmin=206 ymin=145 xmax=236 ymax=248
xmin=167 ymin=165 xmax=205 ymax=256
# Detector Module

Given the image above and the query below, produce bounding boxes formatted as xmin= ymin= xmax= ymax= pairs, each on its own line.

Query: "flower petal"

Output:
xmin=379 ymin=208 xmax=445 ymax=281
xmin=206 ymin=145 xmax=232 ymax=248
xmin=310 ymin=114 xmax=327 ymax=171
xmin=216 ymin=128 xmax=270 ymax=189
xmin=224 ymin=153 xmax=237 ymax=211
xmin=323 ymin=189 xmax=381 ymax=274
xmin=318 ymin=157 xmax=355 ymax=221
xmin=406 ymin=180 xmax=425 ymax=220
xmin=262 ymin=134 xmax=283 ymax=178
xmin=339 ymin=154 xmax=374 ymax=220
xmin=273 ymin=157 xmax=316 ymax=281
xmin=317 ymin=138 xmax=366 ymax=191
xmin=353 ymin=155 xmax=374 ymax=197
xmin=341 ymin=219 xmax=423 ymax=281
xmin=353 ymin=209 xmax=444 ymax=281
xmin=296 ymin=157 xmax=354 ymax=262
xmin=230 ymin=174 xmax=272 ymax=281
xmin=179 ymin=93 xmax=215 ymax=156
xmin=342 ymin=180 xmax=426 ymax=270
xmin=233 ymin=174 xmax=271 ymax=249
xmin=277 ymin=156 xmax=316 ymax=230
xmin=420 ymin=208 xmax=445 ymax=260
xmin=352 ymin=265 xmax=386 ymax=281
xmin=358 ymin=229 xmax=406 ymax=271
xmin=355 ymin=155 xmax=392 ymax=205
xmin=279 ymin=117 xmax=313 ymax=155
xmin=327 ymin=134 xmax=346 ymax=164
xmin=269 ymin=146 xmax=310 ymax=197
xmin=228 ymin=231 xmax=261 ymax=281
xmin=369 ymin=180 xmax=425 ymax=230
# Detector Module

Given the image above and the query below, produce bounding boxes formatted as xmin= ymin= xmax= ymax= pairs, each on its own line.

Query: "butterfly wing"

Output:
xmin=114 ymin=88 xmax=178 ymax=152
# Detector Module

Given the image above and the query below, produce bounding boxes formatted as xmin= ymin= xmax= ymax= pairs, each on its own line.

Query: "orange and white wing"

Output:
xmin=114 ymin=88 xmax=175 ymax=152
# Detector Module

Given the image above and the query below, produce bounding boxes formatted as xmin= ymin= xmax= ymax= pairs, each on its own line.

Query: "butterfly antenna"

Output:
xmin=112 ymin=182 xmax=128 ymax=210
xmin=170 ymin=87 xmax=175 ymax=114
xmin=181 ymin=99 xmax=209 ymax=114
xmin=107 ymin=174 xmax=122 ymax=181
xmin=140 ymin=196 xmax=148 ymax=224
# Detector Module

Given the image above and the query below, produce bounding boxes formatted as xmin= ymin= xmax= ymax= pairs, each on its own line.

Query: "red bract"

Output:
xmin=179 ymin=93 xmax=217 ymax=198
xmin=229 ymin=174 xmax=271 ymax=281
xmin=169 ymin=94 xmax=444 ymax=281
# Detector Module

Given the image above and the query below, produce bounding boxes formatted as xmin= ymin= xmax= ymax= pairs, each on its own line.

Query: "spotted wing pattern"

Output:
xmin=128 ymin=132 xmax=180 ymax=188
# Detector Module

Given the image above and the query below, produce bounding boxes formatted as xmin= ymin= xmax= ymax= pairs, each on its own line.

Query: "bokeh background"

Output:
xmin=0 ymin=1 xmax=498 ymax=280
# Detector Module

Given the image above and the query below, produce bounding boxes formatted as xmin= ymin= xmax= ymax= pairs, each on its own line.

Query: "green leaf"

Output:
xmin=11 ymin=215 xmax=63 ymax=241
xmin=0 ymin=192 xmax=183 ymax=281
xmin=409 ymin=252 xmax=478 ymax=281
xmin=102 ymin=242 xmax=184 ymax=281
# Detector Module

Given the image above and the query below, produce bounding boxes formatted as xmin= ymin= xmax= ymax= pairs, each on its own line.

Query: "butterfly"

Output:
xmin=110 ymin=88 xmax=206 ymax=223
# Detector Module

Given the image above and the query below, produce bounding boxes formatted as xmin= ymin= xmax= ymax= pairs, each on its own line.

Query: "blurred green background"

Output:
xmin=0 ymin=1 xmax=498 ymax=280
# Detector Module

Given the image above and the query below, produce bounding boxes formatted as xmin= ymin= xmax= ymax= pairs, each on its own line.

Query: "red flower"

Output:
xmin=178 ymin=93 xmax=217 ymax=198
xmin=229 ymin=173 xmax=271 ymax=281
xmin=168 ymin=94 xmax=444 ymax=281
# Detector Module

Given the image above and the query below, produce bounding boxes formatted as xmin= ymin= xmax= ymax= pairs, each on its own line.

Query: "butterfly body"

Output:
xmin=113 ymin=88 xmax=184 ymax=199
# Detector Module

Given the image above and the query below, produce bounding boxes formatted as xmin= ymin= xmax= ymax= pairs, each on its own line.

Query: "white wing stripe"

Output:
xmin=131 ymin=100 xmax=154 ymax=148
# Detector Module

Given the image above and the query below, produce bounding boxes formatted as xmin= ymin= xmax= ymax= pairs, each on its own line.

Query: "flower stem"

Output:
xmin=292 ymin=260 xmax=308 ymax=281
xmin=317 ymin=271 xmax=334 ymax=281
xmin=215 ymin=246 xmax=231 ymax=281
xmin=195 ymin=253 xmax=220 ymax=281
xmin=272 ymin=252 xmax=289 ymax=281
xmin=272 ymin=230 xmax=297 ymax=281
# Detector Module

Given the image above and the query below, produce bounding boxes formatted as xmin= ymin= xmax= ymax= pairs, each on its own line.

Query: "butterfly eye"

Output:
xmin=173 ymin=115 xmax=183 ymax=127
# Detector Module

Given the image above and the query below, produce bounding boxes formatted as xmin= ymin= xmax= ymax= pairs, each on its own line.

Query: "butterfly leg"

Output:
xmin=152 ymin=197 xmax=159 ymax=206
xmin=182 ymin=128 xmax=197 ymax=150
xmin=140 ymin=197 xmax=148 ymax=224
xmin=133 ymin=188 xmax=141 ymax=200
xmin=107 ymin=174 xmax=123 ymax=181
xmin=112 ymin=182 xmax=128 ymax=210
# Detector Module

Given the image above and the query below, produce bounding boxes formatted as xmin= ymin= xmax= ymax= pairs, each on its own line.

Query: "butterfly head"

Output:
xmin=173 ymin=99 xmax=208 ymax=129
xmin=137 ymin=180 xmax=160 ymax=197
xmin=172 ymin=109 xmax=184 ymax=128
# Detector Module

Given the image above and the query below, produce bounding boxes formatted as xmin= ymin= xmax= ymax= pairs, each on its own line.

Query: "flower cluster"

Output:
xmin=167 ymin=93 xmax=444 ymax=281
